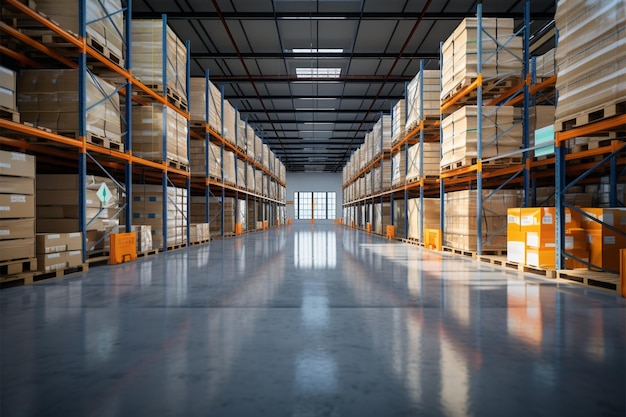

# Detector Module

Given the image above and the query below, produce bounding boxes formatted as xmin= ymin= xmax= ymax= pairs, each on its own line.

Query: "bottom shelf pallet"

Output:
xmin=556 ymin=270 xmax=622 ymax=294
xmin=0 ymin=264 xmax=89 ymax=289
xmin=476 ymin=255 xmax=556 ymax=278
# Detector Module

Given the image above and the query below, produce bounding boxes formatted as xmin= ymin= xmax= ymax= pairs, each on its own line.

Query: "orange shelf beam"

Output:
xmin=556 ymin=115 xmax=626 ymax=144
xmin=0 ymin=45 xmax=45 ymax=68
xmin=440 ymin=75 xmax=482 ymax=114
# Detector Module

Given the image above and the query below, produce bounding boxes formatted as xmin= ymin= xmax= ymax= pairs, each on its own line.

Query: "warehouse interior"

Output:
xmin=0 ymin=0 xmax=625 ymax=416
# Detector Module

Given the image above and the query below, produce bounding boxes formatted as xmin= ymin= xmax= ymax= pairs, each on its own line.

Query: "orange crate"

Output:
xmin=110 ymin=232 xmax=137 ymax=265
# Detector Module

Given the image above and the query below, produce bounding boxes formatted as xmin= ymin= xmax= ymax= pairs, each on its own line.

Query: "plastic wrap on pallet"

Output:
xmin=444 ymin=189 xmax=521 ymax=251
xmin=132 ymin=184 xmax=187 ymax=248
xmin=365 ymin=171 xmax=372 ymax=196
xmin=190 ymin=139 xmax=221 ymax=179
xmin=255 ymin=170 xmax=263 ymax=195
xmin=262 ymin=144 xmax=269 ymax=169
xmin=440 ymin=106 xmax=522 ymax=170
xmin=392 ymin=151 xmax=406 ymax=186
xmin=237 ymin=199 xmax=247 ymax=231
xmin=33 ymin=0 xmax=124 ymax=65
xmin=222 ymin=100 xmax=236 ymax=144
xmin=441 ymin=18 xmax=523 ymax=100
xmin=246 ymin=125 xmax=255 ymax=159
xmin=236 ymin=158 xmax=246 ymax=188
xmin=381 ymin=114 xmax=392 ymax=152
xmin=255 ymin=136 xmax=263 ymax=163
xmin=534 ymin=48 xmax=556 ymax=78
xmin=392 ymin=100 xmax=406 ymax=144
xmin=406 ymin=70 xmax=440 ymax=132
xmin=131 ymin=19 xmax=186 ymax=102
xmin=406 ymin=142 xmax=440 ymax=182
xmin=554 ymin=0 xmax=626 ymax=121
xmin=189 ymin=78 xmax=223 ymax=135
xmin=247 ymin=165 xmax=255 ymax=192
xmin=18 ymin=69 xmax=122 ymax=143
xmin=372 ymin=166 xmax=380 ymax=194
xmin=237 ymin=119 xmax=246 ymax=151
xmin=222 ymin=150 xmax=236 ymax=185
xmin=132 ymin=104 xmax=188 ymax=166
xmin=408 ymin=198 xmax=441 ymax=241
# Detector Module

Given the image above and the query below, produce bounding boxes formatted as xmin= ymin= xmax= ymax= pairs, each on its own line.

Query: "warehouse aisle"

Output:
xmin=1 ymin=223 xmax=625 ymax=417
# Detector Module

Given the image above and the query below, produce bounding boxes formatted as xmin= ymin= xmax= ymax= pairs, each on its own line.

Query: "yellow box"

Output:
xmin=565 ymin=248 xmax=589 ymax=270
xmin=526 ymin=248 xmax=556 ymax=270
xmin=587 ymin=229 xmax=625 ymax=272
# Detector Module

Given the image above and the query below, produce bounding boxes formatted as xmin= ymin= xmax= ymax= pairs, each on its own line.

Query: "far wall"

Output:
xmin=285 ymin=172 xmax=343 ymax=223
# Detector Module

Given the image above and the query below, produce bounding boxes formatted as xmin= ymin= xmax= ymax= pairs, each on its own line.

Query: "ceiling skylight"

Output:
xmin=296 ymin=67 xmax=342 ymax=78
xmin=291 ymin=48 xmax=344 ymax=54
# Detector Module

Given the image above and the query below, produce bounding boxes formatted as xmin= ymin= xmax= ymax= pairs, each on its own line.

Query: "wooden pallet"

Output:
xmin=555 ymin=99 xmax=626 ymax=133
xmin=135 ymin=84 xmax=188 ymax=112
xmin=0 ymin=257 xmax=38 ymax=276
xmin=442 ymin=246 xmax=475 ymax=257
xmin=442 ymin=76 xmax=522 ymax=106
xmin=401 ymin=238 xmax=424 ymax=247
xmin=137 ymin=248 xmax=159 ymax=258
xmin=86 ymin=35 xmax=124 ymax=68
xmin=190 ymin=239 xmax=211 ymax=246
xmin=0 ymin=263 xmax=88 ymax=288
xmin=22 ymin=121 xmax=53 ymax=133
xmin=0 ymin=106 xmax=20 ymax=123
xmin=475 ymin=255 xmax=557 ymax=278
xmin=56 ymin=131 xmax=124 ymax=152
xmin=166 ymin=159 xmax=189 ymax=172
xmin=441 ymin=156 xmax=522 ymax=172
xmin=161 ymin=243 xmax=188 ymax=251
xmin=556 ymin=270 xmax=622 ymax=293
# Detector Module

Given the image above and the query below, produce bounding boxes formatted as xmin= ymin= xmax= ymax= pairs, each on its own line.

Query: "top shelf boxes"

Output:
xmin=131 ymin=19 xmax=187 ymax=109
xmin=441 ymin=18 xmax=523 ymax=101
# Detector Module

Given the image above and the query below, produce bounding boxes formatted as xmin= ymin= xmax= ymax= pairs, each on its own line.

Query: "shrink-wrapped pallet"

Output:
xmin=18 ymin=69 xmax=122 ymax=144
xmin=190 ymin=139 xmax=221 ymax=179
xmin=33 ymin=0 xmax=124 ymax=65
xmin=406 ymin=70 xmax=440 ymax=132
xmin=222 ymin=150 xmax=236 ymax=185
xmin=534 ymin=48 xmax=556 ymax=79
xmin=255 ymin=136 xmax=263 ymax=163
xmin=247 ymin=165 xmax=255 ymax=192
xmin=246 ymin=126 xmax=256 ymax=159
xmin=372 ymin=166 xmax=380 ymax=194
xmin=554 ymin=0 xmax=626 ymax=123
xmin=189 ymin=78 xmax=223 ymax=134
xmin=408 ymin=198 xmax=440 ymax=241
xmin=255 ymin=170 xmax=263 ymax=195
xmin=444 ymin=189 xmax=521 ymax=251
xmin=236 ymin=158 xmax=246 ymax=188
xmin=392 ymin=151 xmax=406 ymax=186
xmin=190 ymin=195 xmax=227 ymax=236
xmin=131 ymin=19 xmax=187 ymax=104
xmin=381 ymin=114 xmax=392 ymax=152
xmin=392 ymin=100 xmax=406 ymax=144
xmin=406 ymin=142 xmax=440 ymax=182
xmin=441 ymin=18 xmax=523 ymax=101
xmin=132 ymin=184 xmax=187 ymax=249
xmin=132 ymin=104 xmax=189 ymax=166
xmin=440 ymin=106 xmax=522 ymax=171
xmin=222 ymin=100 xmax=236 ymax=145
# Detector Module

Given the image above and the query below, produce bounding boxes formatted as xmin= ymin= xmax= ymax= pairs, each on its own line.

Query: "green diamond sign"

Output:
xmin=96 ymin=182 xmax=112 ymax=205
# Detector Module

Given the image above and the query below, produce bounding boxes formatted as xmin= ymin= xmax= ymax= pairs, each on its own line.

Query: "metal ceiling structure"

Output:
xmin=133 ymin=0 xmax=556 ymax=172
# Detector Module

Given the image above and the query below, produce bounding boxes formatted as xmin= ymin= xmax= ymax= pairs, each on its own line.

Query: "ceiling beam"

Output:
xmin=134 ymin=11 xmax=554 ymax=20
xmin=238 ymin=108 xmax=386 ymax=114
xmin=222 ymin=95 xmax=404 ymax=100
xmin=192 ymin=52 xmax=437 ymax=59
xmin=208 ymin=75 xmax=412 ymax=83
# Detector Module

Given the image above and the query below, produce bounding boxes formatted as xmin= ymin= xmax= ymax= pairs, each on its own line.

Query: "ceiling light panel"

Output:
xmin=296 ymin=67 xmax=342 ymax=78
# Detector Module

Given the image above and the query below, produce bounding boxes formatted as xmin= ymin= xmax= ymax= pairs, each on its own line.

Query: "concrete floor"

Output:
xmin=1 ymin=223 xmax=625 ymax=417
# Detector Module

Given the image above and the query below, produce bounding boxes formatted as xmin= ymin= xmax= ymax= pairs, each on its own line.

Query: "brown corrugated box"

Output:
xmin=0 ymin=194 xmax=35 ymax=218
xmin=37 ymin=251 xmax=68 ymax=272
xmin=0 ymin=238 xmax=35 ymax=262
xmin=36 ymin=233 xmax=68 ymax=254
xmin=0 ymin=177 xmax=35 ymax=195
xmin=0 ymin=218 xmax=35 ymax=240
xmin=37 ymin=190 xmax=101 ymax=208
xmin=67 ymin=232 xmax=82 ymax=251
xmin=0 ymin=150 xmax=35 ymax=178
xmin=67 ymin=250 xmax=82 ymax=268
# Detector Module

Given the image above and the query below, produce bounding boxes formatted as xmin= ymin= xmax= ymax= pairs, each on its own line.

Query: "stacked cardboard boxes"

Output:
xmin=223 ymin=100 xmax=236 ymax=145
xmin=18 ymin=69 xmax=122 ymax=145
xmin=189 ymin=77 xmax=223 ymax=135
xmin=190 ymin=140 xmax=221 ymax=179
xmin=392 ymin=151 xmax=407 ymax=186
xmin=0 ymin=66 xmax=16 ymax=112
xmin=37 ymin=174 xmax=119 ymax=254
xmin=36 ymin=232 xmax=82 ymax=272
xmin=0 ymin=151 xmax=36 ymax=274
xmin=554 ymin=0 xmax=626 ymax=122
xmin=189 ymin=223 xmax=210 ymax=244
xmin=392 ymin=99 xmax=406 ymax=145
xmin=131 ymin=19 xmax=187 ymax=103
xmin=132 ymin=225 xmax=152 ymax=253
xmin=445 ymin=189 xmax=521 ymax=251
xmin=441 ymin=18 xmax=523 ymax=100
xmin=406 ymin=70 xmax=440 ymax=131
xmin=408 ymin=198 xmax=440 ymax=241
xmin=32 ymin=0 xmax=125 ymax=65
xmin=581 ymin=208 xmax=626 ymax=272
xmin=406 ymin=142 xmax=440 ymax=182
xmin=441 ymin=106 xmax=522 ymax=170
xmin=132 ymin=184 xmax=187 ymax=249
xmin=132 ymin=104 xmax=188 ymax=167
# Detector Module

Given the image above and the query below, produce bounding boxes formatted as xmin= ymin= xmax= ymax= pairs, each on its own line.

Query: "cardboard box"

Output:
xmin=37 ymin=251 xmax=68 ymax=272
xmin=0 ymin=150 xmax=35 ymax=178
xmin=66 ymin=250 xmax=82 ymax=268
xmin=0 ymin=218 xmax=35 ymax=240
xmin=37 ymin=190 xmax=101 ymax=208
xmin=565 ymin=248 xmax=589 ymax=270
xmin=587 ymin=229 xmax=625 ymax=272
xmin=0 ymin=194 xmax=35 ymax=218
xmin=526 ymin=248 xmax=556 ymax=270
xmin=67 ymin=232 xmax=82 ymax=251
xmin=507 ymin=240 xmax=526 ymax=264
xmin=0 ymin=237 xmax=35 ymax=262
xmin=36 ymin=233 xmax=67 ymax=254
xmin=0 ymin=177 xmax=35 ymax=195
xmin=132 ymin=225 xmax=152 ymax=252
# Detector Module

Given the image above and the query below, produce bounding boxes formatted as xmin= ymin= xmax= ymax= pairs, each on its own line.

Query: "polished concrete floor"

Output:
xmin=1 ymin=223 xmax=625 ymax=417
